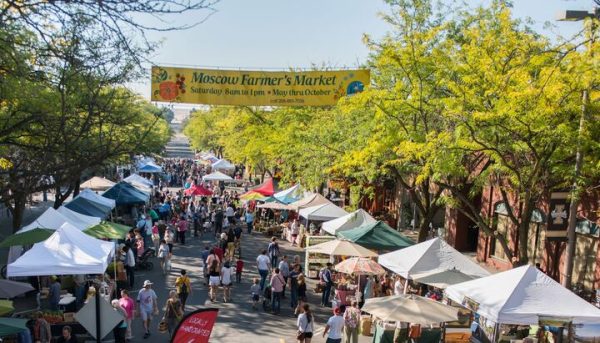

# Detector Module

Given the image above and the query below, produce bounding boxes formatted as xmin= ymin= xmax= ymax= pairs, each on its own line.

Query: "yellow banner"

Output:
xmin=151 ymin=66 xmax=370 ymax=106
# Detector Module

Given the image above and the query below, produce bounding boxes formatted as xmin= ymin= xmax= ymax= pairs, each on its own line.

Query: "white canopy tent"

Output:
xmin=211 ymin=159 xmax=235 ymax=171
xmin=20 ymin=207 xmax=87 ymax=233
xmin=56 ymin=207 xmax=101 ymax=230
xmin=79 ymin=177 xmax=115 ymax=191
xmin=322 ymin=209 xmax=376 ymax=235
xmin=299 ymin=203 xmax=348 ymax=222
xmin=286 ymin=193 xmax=331 ymax=211
xmin=79 ymin=189 xmax=116 ymax=209
xmin=445 ymin=265 xmax=600 ymax=325
xmin=7 ymin=223 xmax=115 ymax=277
xmin=124 ymin=174 xmax=153 ymax=187
xmin=378 ymin=237 xmax=490 ymax=285
xmin=273 ymin=184 xmax=301 ymax=204
xmin=202 ymin=171 xmax=234 ymax=182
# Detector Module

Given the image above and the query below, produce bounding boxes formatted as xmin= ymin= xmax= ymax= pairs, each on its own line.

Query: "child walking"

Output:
xmin=250 ymin=278 xmax=261 ymax=310
xmin=236 ymin=258 xmax=244 ymax=283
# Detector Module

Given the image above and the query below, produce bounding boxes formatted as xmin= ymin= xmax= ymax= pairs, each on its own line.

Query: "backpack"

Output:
xmin=179 ymin=277 xmax=188 ymax=294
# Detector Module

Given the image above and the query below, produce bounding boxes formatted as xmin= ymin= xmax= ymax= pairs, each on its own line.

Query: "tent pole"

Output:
xmin=95 ymin=287 xmax=101 ymax=343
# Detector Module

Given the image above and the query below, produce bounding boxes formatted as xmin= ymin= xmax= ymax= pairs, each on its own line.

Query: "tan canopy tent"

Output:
xmin=80 ymin=177 xmax=115 ymax=191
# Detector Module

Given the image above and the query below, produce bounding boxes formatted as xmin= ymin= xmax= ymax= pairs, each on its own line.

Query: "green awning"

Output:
xmin=576 ymin=219 xmax=599 ymax=236
xmin=0 ymin=317 xmax=28 ymax=337
xmin=84 ymin=221 xmax=131 ymax=240
xmin=337 ymin=220 xmax=414 ymax=251
xmin=495 ymin=202 xmax=545 ymax=224
xmin=0 ymin=300 xmax=14 ymax=316
xmin=0 ymin=228 xmax=54 ymax=247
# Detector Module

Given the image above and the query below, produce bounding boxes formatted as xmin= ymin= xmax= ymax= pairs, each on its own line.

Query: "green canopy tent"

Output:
xmin=337 ymin=220 xmax=414 ymax=251
xmin=0 ymin=300 xmax=14 ymax=316
xmin=84 ymin=221 xmax=131 ymax=240
xmin=0 ymin=317 xmax=28 ymax=337
xmin=0 ymin=228 xmax=54 ymax=248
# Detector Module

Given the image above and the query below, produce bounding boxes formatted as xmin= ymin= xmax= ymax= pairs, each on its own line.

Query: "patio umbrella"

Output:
xmin=334 ymin=257 xmax=386 ymax=275
xmin=361 ymin=295 xmax=459 ymax=325
xmin=0 ymin=228 xmax=54 ymax=247
xmin=0 ymin=300 xmax=15 ymax=316
xmin=0 ymin=279 xmax=35 ymax=299
xmin=305 ymin=239 xmax=378 ymax=257
xmin=84 ymin=221 xmax=131 ymax=240
xmin=0 ymin=317 xmax=28 ymax=337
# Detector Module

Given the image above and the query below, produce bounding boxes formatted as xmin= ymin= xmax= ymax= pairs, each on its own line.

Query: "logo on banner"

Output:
xmin=170 ymin=308 xmax=219 ymax=343
xmin=547 ymin=192 xmax=570 ymax=240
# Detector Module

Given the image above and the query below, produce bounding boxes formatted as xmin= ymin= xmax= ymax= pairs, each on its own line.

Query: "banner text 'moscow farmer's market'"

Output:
xmin=151 ymin=66 xmax=370 ymax=106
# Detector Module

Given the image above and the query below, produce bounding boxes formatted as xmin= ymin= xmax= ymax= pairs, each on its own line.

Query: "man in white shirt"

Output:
xmin=124 ymin=245 xmax=136 ymax=288
xmin=323 ymin=307 xmax=344 ymax=343
xmin=256 ymin=250 xmax=271 ymax=290
xmin=393 ymin=275 xmax=405 ymax=296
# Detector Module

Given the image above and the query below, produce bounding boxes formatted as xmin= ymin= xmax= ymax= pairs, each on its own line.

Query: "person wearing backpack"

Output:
xmin=175 ymin=269 xmax=192 ymax=311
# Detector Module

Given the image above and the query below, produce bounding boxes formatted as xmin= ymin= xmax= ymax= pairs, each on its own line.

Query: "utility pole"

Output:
xmin=556 ymin=7 xmax=598 ymax=288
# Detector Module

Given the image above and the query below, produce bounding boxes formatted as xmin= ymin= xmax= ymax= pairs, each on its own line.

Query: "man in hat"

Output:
xmin=136 ymin=280 xmax=158 ymax=339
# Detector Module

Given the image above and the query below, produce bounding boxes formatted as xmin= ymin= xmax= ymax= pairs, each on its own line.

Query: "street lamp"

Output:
xmin=556 ymin=5 xmax=598 ymax=289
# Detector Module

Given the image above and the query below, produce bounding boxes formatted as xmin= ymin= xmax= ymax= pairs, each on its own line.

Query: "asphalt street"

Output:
xmin=129 ymin=224 xmax=374 ymax=343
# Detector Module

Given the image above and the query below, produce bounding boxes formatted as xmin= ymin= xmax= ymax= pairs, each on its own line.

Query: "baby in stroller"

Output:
xmin=262 ymin=284 xmax=272 ymax=312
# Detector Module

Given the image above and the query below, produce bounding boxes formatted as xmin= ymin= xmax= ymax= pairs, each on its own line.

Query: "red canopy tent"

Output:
xmin=247 ymin=179 xmax=274 ymax=196
xmin=184 ymin=184 xmax=213 ymax=196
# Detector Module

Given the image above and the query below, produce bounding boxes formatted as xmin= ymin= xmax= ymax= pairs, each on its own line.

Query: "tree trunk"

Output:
xmin=417 ymin=219 xmax=429 ymax=242
xmin=11 ymin=194 xmax=26 ymax=233
xmin=517 ymin=199 xmax=534 ymax=265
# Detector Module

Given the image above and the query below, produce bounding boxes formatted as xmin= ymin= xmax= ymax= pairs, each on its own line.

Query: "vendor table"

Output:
xmin=372 ymin=324 xmax=442 ymax=343
xmin=58 ymin=294 xmax=76 ymax=311
xmin=335 ymin=289 xmax=356 ymax=306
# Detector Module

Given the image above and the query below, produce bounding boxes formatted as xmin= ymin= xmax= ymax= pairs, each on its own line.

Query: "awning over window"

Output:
xmin=494 ymin=202 xmax=545 ymax=224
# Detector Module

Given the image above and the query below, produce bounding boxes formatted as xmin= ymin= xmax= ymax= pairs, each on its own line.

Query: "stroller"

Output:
xmin=262 ymin=285 xmax=272 ymax=312
xmin=135 ymin=248 xmax=155 ymax=271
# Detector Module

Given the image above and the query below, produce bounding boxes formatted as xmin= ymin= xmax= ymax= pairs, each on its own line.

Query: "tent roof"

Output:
xmin=338 ymin=220 xmax=414 ymax=251
xmin=124 ymin=174 xmax=153 ymax=187
xmin=184 ymin=184 xmax=213 ymax=196
xmin=287 ymin=193 xmax=331 ymax=211
xmin=202 ymin=171 xmax=233 ymax=181
xmin=65 ymin=197 xmax=112 ymax=219
xmin=250 ymin=179 xmax=275 ymax=196
xmin=322 ymin=209 xmax=376 ymax=235
xmin=299 ymin=203 xmax=348 ymax=222
xmin=138 ymin=162 xmax=162 ymax=173
xmin=0 ymin=317 xmax=29 ymax=337
xmin=7 ymin=223 xmax=114 ymax=277
xmin=79 ymin=189 xmax=116 ymax=209
xmin=445 ymin=265 xmax=600 ymax=325
xmin=102 ymin=182 xmax=149 ymax=205
xmin=274 ymin=184 xmax=301 ymax=204
xmin=306 ymin=239 xmax=378 ymax=257
xmin=211 ymin=159 xmax=235 ymax=170
xmin=378 ymin=237 xmax=490 ymax=280
xmin=79 ymin=176 xmax=115 ymax=191
xmin=84 ymin=221 xmax=131 ymax=240
xmin=57 ymin=206 xmax=101 ymax=230
xmin=20 ymin=207 xmax=84 ymax=233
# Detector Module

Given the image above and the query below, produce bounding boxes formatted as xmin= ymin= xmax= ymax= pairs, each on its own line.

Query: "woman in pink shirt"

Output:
xmin=177 ymin=217 xmax=188 ymax=245
xmin=118 ymin=289 xmax=135 ymax=340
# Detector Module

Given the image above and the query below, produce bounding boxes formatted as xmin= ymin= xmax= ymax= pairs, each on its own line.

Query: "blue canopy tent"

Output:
xmin=138 ymin=162 xmax=162 ymax=173
xmin=274 ymin=184 xmax=301 ymax=204
xmin=102 ymin=182 xmax=149 ymax=206
xmin=65 ymin=196 xmax=112 ymax=218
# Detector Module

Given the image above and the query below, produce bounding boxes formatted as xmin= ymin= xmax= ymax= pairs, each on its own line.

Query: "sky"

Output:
xmin=133 ymin=0 xmax=596 ymax=108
